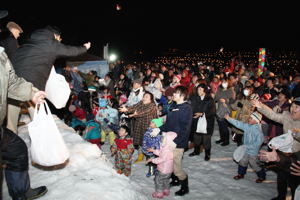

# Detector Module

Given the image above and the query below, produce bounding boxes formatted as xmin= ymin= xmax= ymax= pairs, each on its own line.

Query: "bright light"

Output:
xmin=109 ymin=54 xmax=117 ymax=62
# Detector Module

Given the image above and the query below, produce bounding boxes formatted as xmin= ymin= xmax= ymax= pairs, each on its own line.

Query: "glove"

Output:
xmin=104 ymin=118 xmax=109 ymax=124
xmin=237 ymin=102 xmax=243 ymax=108
xmin=150 ymin=128 xmax=160 ymax=137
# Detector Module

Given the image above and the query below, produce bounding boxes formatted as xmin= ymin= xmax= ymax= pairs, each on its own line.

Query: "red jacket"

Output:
xmin=115 ymin=137 xmax=133 ymax=150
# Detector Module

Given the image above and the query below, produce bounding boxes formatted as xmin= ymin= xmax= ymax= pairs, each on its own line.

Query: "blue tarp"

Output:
xmin=77 ymin=60 xmax=109 ymax=79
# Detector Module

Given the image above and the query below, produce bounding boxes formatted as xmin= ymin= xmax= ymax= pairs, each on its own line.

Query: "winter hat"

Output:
xmin=88 ymin=86 xmax=97 ymax=92
xmin=133 ymin=78 xmax=143 ymax=85
xmin=7 ymin=21 xmax=23 ymax=33
xmin=151 ymin=118 xmax=164 ymax=128
xmin=119 ymin=94 xmax=128 ymax=103
xmin=174 ymin=74 xmax=181 ymax=82
xmin=250 ymin=111 xmax=262 ymax=123
xmin=99 ymin=98 xmax=107 ymax=107
xmin=293 ymin=97 xmax=300 ymax=106
xmin=69 ymin=105 xmax=76 ymax=112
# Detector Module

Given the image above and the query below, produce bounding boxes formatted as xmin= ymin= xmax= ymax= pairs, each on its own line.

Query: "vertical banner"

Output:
xmin=103 ymin=43 xmax=109 ymax=61
xmin=258 ymin=48 xmax=266 ymax=75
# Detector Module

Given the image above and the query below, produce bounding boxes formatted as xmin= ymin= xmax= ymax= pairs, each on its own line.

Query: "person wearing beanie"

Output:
xmin=252 ymin=96 xmax=300 ymax=200
xmin=142 ymin=118 xmax=164 ymax=177
xmin=224 ymin=112 xmax=266 ymax=183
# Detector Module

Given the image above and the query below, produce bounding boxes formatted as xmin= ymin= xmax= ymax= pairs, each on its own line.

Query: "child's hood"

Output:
xmin=162 ymin=131 xmax=177 ymax=148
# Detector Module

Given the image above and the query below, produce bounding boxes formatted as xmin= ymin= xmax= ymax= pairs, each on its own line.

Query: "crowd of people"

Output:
xmin=1 ymin=8 xmax=300 ymax=200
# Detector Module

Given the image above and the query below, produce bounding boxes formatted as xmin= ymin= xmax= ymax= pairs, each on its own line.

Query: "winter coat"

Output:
xmin=0 ymin=32 xmax=18 ymax=59
xmin=0 ymin=47 xmax=37 ymax=126
xmin=145 ymin=78 xmax=163 ymax=100
xmin=228 ymin=118 xmax=264 ymax=156
xmin=126 ymin=101 xmax=157 ymax=146
xmin=142 ymin=128 xmax=161 ymax=156
xmin=257 ymin=104 xmax=300 ymax=152
xmin=111 ymin=135 xmax=134 ymax=162
xmin=83 ymin=120 xmax=101 ymax=140
xmin=231 ymin=98 xmax=255 ymax=134
xmin=151 ymin=131 xmax=177 ymax=174
xmin=10 ymin=28 xmax=87 ymax=90
xmin=1 ymin=48 xmax=37 ymax=171
xmin=160 ymin=102 xmax=193 ymax=149
xmin=215 ymin=86 xmax=235 ymax=119
xmin=95 ymin=106 xmax=119 ymax=131
xmin=190 ymin=94 xmax=216 ymax=135
xmin=126 ymin=87 xmax=144 ymax=107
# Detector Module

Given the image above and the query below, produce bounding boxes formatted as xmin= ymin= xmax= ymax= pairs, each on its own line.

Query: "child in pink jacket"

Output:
xmin=147 ymin=131 xmax=177 ymax=199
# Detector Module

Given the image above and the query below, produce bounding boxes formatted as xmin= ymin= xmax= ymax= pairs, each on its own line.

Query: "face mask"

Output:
xmin=243 ymin=89 xmax=250 ymax=96
xmin=222 ymin=82 xmax=228 ymax=89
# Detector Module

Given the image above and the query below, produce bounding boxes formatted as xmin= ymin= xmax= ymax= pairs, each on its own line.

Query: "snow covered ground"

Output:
xmin=2 ymin=114 xmax=283 ymax=200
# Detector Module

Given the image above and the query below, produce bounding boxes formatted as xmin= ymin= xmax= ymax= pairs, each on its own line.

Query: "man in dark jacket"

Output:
xmin=6 ymin=25 xmax=91 ymax=133
xmin=0 ymin=21 xmax=23 ymax=59
xmin=160 ymin=86 xmax=193 ymax=196
xmin=1 ymin=26 xmax=47 ymax=200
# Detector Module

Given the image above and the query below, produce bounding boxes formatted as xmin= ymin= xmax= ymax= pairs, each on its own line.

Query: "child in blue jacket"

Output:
xmin=142 ymin=118 xmax=164 ymax=177
xmin=225 ymin=111 xmax=266 ymax=183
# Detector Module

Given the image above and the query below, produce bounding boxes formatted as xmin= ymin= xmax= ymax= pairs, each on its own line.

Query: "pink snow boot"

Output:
xmin=163 ymin=189 xmax=170 ymax=196
xmin=152 ymin=191 xmax=164 ymax=199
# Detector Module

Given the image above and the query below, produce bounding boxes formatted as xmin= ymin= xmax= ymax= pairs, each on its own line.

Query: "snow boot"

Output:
xmin=255 ymin=169 xmax=266 ymax=183
xmin=175 ymin=176 xmax=189 ymax=196
xmin=152 ymin=191 xmax=164 ymax=199
xmin=25 ymin=186 xmax=48 ymax=200
xmin=134 ymin=153 xmax=144 ymax=164
xmin=204 ymin=149 xmax=211 ymax=161
xmin=170 ymin=173 xmax=180 ymax=187
xmin=146 ymin=164 xmax=154 ymax=177
xmin=163 ymin=189 xmax=170 ymax=196
xmin=189 ymin=145 xmax=200 ymax=157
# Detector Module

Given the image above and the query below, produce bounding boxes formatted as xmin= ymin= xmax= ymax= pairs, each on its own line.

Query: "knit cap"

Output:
xmin=151 ymin=118 xmax=164 ymax=128
xmin=250 ymin=111 xmax=262 ymax=123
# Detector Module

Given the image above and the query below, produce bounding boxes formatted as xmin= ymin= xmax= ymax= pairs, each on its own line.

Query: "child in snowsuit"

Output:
xmin=96 ymin=98 xmax=118 ymax=145
xmin=147 ymin=131 xmax=177 ymax=199
xmin=111 ymin=125 xmax=134 ymax=176
xmin=83 ymin=120 xmax=101 ymax=149
xmin=225 ymin=111 xmax=266 ymax=183
xmin=142 ymin=118 xmax=164 ymax=177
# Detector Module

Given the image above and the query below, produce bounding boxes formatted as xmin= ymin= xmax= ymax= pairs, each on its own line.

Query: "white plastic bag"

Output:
xmin=45 ymin=66 xmax=71 ymax=109
xmin=268 ymin=131 xmax=294 ymax=153
xmin=196 ymin=113 xmax=207 ymax=134
xmin=233 ymin=145 xmax=247 ymax=162
xmin=28 ymin=102 xmax=70 ymax=166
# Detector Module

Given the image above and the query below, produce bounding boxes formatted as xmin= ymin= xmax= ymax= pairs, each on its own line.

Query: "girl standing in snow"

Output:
xmin=147 ymin=131 xmax=177 ymax=198
xmin=111 ymin=125 xmax=134 ymax=176
xmin=142 ymin=118 xmax=164 ymax=177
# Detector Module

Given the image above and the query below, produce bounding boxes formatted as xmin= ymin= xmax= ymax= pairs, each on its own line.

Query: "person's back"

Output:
xmin=11 ymin=26 xmax=88 ymax=90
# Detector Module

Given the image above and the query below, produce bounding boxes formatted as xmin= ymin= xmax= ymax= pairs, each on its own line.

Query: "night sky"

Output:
xmin=1 ymin=1 xmax=299 ymax=58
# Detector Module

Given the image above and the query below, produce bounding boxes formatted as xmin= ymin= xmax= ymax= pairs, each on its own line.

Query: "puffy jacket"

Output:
xmin=0 ymin=47 xmax=36 ymax=126
xmin=152 ymin=131 xmax=177 ymax=174
xmin=10 ymin=27 xmax=87 ymax=90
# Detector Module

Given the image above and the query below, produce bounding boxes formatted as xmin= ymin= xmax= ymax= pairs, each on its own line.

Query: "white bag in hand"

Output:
xmin=196 ymin=113 xmax=207 ymax=134
xmin=45 ymin=66 xmax=71 ymax=109
xmin=268 ymin=131 xmax=294 ymax=153
xmin=28 ymin=102 xmax=70 ymax=166
xmin=233 ymin=145 xmax=246 ymax=162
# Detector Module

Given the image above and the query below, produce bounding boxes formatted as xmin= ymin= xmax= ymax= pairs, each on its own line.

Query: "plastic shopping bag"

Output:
xmin=196 ymin=113 xmax=207 ymax=134
xmin=268 ymin=131 xmax=294 ymax=153
xmin=233 ymin=145 xmax=246 ymax=162
xmin=28 ymin=102 xmax=70 ymax=166
xmin=45 ymin=66 xmax=71 ymax=109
